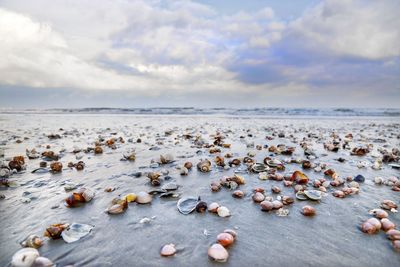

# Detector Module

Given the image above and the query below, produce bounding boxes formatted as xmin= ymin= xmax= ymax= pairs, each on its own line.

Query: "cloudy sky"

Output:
xmin=0 ymin=0 xmax=399 ymax=108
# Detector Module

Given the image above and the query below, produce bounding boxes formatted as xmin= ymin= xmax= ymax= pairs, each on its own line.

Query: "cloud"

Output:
xmin=0 ymin=0 xmax=399 ymax=108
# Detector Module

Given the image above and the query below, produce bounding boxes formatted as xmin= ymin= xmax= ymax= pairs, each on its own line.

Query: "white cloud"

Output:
xmin=291 ymin=0 xmax=400 ymax=60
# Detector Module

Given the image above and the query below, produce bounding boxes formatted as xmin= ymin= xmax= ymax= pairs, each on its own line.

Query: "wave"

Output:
xmin=1 ymin=107 xmax=400 ymax=117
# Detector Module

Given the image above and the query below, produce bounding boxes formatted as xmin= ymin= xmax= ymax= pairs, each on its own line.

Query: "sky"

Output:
xmin=0 ymin=0 xmax=399 ymax=109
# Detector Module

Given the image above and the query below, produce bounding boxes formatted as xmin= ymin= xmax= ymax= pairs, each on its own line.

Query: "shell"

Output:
xmin=161 ymin=243 xmax=176 ymax=257
xmin=252 ymin=192 xmax=265 ymax=203
xmin=295 ymin=191 xmax=308 ymax=200
xmin=196 ymin=201 xmax=208 ymax=213
xmin=272 ymin=200 xmax=283 ymax=210
xmin=208 ymin=243 xmax=229 ymax=262
xmin=292 ymin=170 xmax=309 ymax=184
xmin=11 ymin=248 xmax=39 ymax=267
xmin=44 ymin=223 xmax=69 ymax=239
xmin=124 ymin=193 xmax=137 ymax=203
xmin=208 ymin=202 xmax=220 ymax=213
xmin=260 ymin=200 xmax=274 ymax=211
xmin=217 ymin=233 xmax=234 ymax=247
xmin=381 ymin=200 xmax=397 ymax=210
xmin=368 ymin=209 xmax=388 ymax=219
xmin=381 ymin=218 xmax=395 ymax=232
xmin=301 ymin=205 xmax=316 ymax=216
xmin=251 ymin=163 xmax=269 ymax=173
xmin=20 ymin=235 xmax=43 ymax=249
xmin=232 ymin=190 xmax=244 ymax=198
xmin=136 ymin=191 xmax=152 ymax=204
xmin=180 ymin=167 xmax=189 ymax=175
xmin=161 ymin=182 xmax=179 ymax=191
xmin=107 ymin=203 xmax=126 ymax=215
xmin=61 ymin=223 xmax=94 ymax=243
xmin=50 ymin=162 xmax=62 ymax=173
xmin=31 ymin=257 xmax=54 ymax=267
xmin=386 ymin=229 xmax=400 ymax=240
xmin=184 ymin=162 xmax=193 ymax=170
xmin=160 ymin=154 xmax=174 ymax=164
xmin=177 ymin=197 xmax=198 ymax=215
xmin=393 ymin=240 xmax=400 ymax=252
xmin=304 ymin=190 xmax=322 ymax=201
xmin=197 ymin=160 xmax=211 ymax=172
xmin=217 ymin=206 xmax=231 ymax=217
xmin=223 ymin=229 xmax=237 ymax=239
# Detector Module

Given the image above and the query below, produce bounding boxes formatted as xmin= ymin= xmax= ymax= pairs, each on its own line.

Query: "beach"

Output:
xmin=0 ymin=113 xmax=399 ymax=267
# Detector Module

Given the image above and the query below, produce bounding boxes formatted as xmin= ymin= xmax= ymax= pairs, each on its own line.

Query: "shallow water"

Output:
xmin=0 ymin=114 xmax=399 ymax=267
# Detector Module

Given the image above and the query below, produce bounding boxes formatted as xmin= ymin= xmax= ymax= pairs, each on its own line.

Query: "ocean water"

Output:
xmin=0 ymin=113 xmax=399 ymax=267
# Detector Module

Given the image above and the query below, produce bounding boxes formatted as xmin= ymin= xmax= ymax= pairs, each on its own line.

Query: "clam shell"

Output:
xmin=177 ymin=197 xmax=198 ymax=215
xmin=20 ymin=235 xmax=43 ymax=249
xmin=295 ymin=191 xmax=308 ymax=200
xmin=61 ymin=223 xmax=94 ymax=243
xmin=304 ymin=190 xmax=322 ymax=201
xmin=217 ymin=206 xmax=231 ymax=217
xmin=136 ymin=191 xmax=152 ymax=204
xmin=208 ymin=243 xmax=229 ymax=262
xmin=266 ymin=159 xmax=283 ymax=167
xmin=11 ymin=248 xmax=39 ymax=267
xmin=31 ymin=257 xmax=54 ymax=267
xmin=161 ymin=243 xmax=176 ymax=256
xmin=251 ymin=163 xmax=269 ymax=173
xmin=208 ymin=202 xmax=220 ymax=213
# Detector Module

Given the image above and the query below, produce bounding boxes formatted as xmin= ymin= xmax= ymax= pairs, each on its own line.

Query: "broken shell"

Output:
xmin=208 ymin=202 xmax=220 ymax=213
xmin=368 ymin=209 xmax=388 ymax=219
xmin=217 ymin=206 xmax=231 ymax=217
xmin=295 ymin=191 xmax=308 ymax=200
xmin=160 ymin=154 xmax=174 ymax=164
xmin=386 ymin=229 xmax=400 ymax=240
xmin=208 ymin=243 xmax=229 ymax=262
xmin=161 ymin=243 xmax=176 ymax=257
xmin=301 ymin=205 xmax=316 ymax=216
xmin=381 ymin=218 xmax=395 ymax=232
xmin=61 ymin=223 xmax=94 ymax=243
xmin=177 ymin=197 xmax=198 ymax=215
xmin=276 ymin=208 xmax=289 ymax=216
xmin=44 ymin=223 xmax=69 ymax=239
xmin=252 ymin=192 xmax=265 ymax=203
xmin=381 ymin=200 xmax=397 ymax=210
xmin=304 ymin=190 xmax=322 ymax=201
xmin=20 ymin=235 xmax=43 ymax=249
xmin=136 ymin=191 xmax=152 ymax=204
xmin=291 ymin=171 xmax=309 ymax=184
xmin=196 ymin=201 xmax=208 ymax=213
xmin=50 ymin=162 xmax=62 ymax=173
xmin=260 ymin=200 xmax=274 ymax=211
xmin=217 ymin=233 xmax=234 ymax=247
xmin=11 ymin=248 xmax=39 ymax=267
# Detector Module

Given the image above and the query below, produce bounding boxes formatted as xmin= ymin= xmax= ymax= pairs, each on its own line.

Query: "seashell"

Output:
xmin=353 ymin=174 xmax=365 ymax=183
xmin=386 ymin=229 xmax=400 ymax=240
xmin=162 ymin=182 xmax=179 ymax=191
xmin=301 ymin=205 xmax=316 ymax=216
xmin=368 ymin=209 xmax=388 ymax=219
xmin=177 ymin=197 xmax=198 ymax=215
xmin=44 ymin=223 xmax=69 ymax=239
xmin=161 ymin=243 xmax=176 ymax=257
xmin=217 ymin=206 xmax=231 ymax=217
xmin=61 ymin=223 xmax=94 ymax=243
xmin=160 ymin=154 xmax=174 ymax=164
xmin=282 ymin=196 xmax=294 ymax=205
xmin=196 ymin=201 xmax=208 ymax=213
xmin=302 ymin=160 xmax=312 ymax=169
xmin=197 ymin=160 xmax=211 ymax=172
xmin=215 ymin=156 xmax=225 ymax=167
xmin=381 ymin=218 xmax=395 ymax=232
xmin=230 ymin=174 xmax=246 ymax=185
xmin=31 ymin=256 xmax=55 ymax=267
xmin=251 ymin=163 xmax=269 ymax=173
xmin=348 ymin=181 xmax=359 ymax=188
xmin=265 ymin=158 xmax=283 ymax=168
xmin=361 ymin=221 xmax=378 ymax=234
xmin=107 ymin=203 xmax=126 ymax=215
xmin=258 ymin=172 xmax=268 ymax=180
xmin=252 ymin=192 xmax=265 ymax=203
xmin=11 ymin=248 xmax=39 ymax=267
xmin=82 ymin=188 xmax=95 ymax=202
xmin=304 ymin=190 xmax=322 ymax=201
xmin=381 ymin=200 xmax=397 ymax=210
xmin=291 ymin=171 xmax=309 ymax=184
xmin=393 ymin=240 xmax=400 ymax=252
xmin=184 ymin=162 xmax=193 ymax=170
xmin=210 ymin=181 xmax=222 ymax=192
xmin=332 ymin=190 xmax=345 ymax=198
xmin=232 ymin=190 xmax=244 ymax=198
xmin=229 ymin=158 xmax=241 ymax=166
xmin=147 ymin=172 xmax=161 ymax=180
xmin=20 ymin=235 xmax=43 ymax=249
xmin=217 ymin=233 xmax=234 ymax=247
xmin=180 ymin=167 xmax=189 ymax=175
xmin=224 ymin=229 xmax=237 ymax=239
xmin=124 ymin=193 xmax=137 ymax=203
xmin=208 ymin=243 xmax=229 ymax=262
xmin=296 ymin=191 xmax=308 ymax=200
xmin=260 ymin=200 xmax=274 ymax=211
xmin=272 ymin=200 xmax=283 ymax=209
xmin=271 ymin=186 xmax=281 ymax=194
xmin=123 ymin=151 xmax=136 ymax=161
xmin=50 ymin=162 xmax=62 ymax=173
xmin=208 ymin=202 xmax=220 ymax=213
xmin=94 ymin=146 xmax=103 ymax=154
xmin=136 ymin=191 xmax=152 ymax=204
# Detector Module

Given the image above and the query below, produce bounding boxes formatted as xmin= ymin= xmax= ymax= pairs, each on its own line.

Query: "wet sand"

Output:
xmin=0 ymin=114 xmax=399 ymax=267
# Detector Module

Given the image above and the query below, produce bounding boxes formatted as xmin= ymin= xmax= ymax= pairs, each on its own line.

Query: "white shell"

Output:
xmin=217 ymin=206 xmax=231 ymax=217
xmin=208 ymin=243 xmax=229 ymax=262
xmin=61 ymin=223 xmax=94 ymax=243
xmin=11 ymin=248 xmax=39 ymax=267
xmin=208 ymin=202 xmax=220 ymax=213
xmin=136 ymin=191 xmax=152 ymax=204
